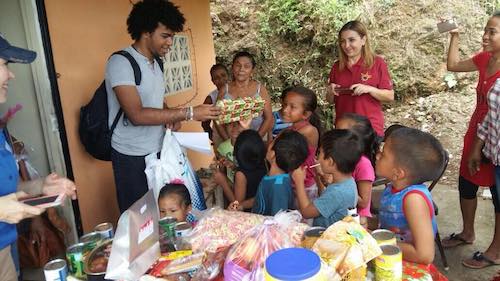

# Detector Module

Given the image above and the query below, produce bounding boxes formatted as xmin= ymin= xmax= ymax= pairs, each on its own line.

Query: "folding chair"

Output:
xmin=370 ymin=151 xmax=450 ymax=270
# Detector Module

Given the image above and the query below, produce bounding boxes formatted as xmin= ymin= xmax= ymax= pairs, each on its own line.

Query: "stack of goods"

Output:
xmin=187 ymin=208 xmax=266 ymax=252
xmin=311 ymin=217 xmax=382 ymax=280
xmin=215 ymin=97 xmax=266 ymax=124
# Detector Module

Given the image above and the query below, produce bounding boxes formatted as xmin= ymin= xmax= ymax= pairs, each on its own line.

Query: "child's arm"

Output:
xmin=292 ymin=167 xmax=320 ymax=218
xmin=356 ymin=180 xmax=372 ymax=209
xmin=213 ymin=170 xmax=235 ymax=203
xmin=399 ymin=192 xmax=435 ymax=264
xmin=233 ymin=171 xmax=255 ymax=210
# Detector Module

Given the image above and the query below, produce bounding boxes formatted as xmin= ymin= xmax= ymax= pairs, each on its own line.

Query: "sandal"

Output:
xmin=462 ymin=251 xmax=500 ymax=269
xmin=442 ymin=232 xmax=473 ymax=248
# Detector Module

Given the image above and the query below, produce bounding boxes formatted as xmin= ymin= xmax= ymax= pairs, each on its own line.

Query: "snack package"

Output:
xmin=187 ymin=208 xmax=265 ymax=252
xmin=191 ymin=246 xmax=230 ymax=281
xmin=312 ymin=216 xmax=382 ymax=278
xmin=161 ymin=252 xmax=205 ymax=275
xmin=223 ymin=220 xmax=292 ymax=281
xmin=215 ymin=97 xmax=266 ymax=124
xmin=272 ymin=210 xmax=309 ymax=246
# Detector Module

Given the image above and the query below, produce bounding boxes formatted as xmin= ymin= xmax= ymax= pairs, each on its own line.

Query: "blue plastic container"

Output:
xmin=264 ymin=248 xmax=324 ymax=281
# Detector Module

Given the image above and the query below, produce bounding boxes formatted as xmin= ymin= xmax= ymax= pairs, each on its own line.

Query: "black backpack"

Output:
xmin=79 ymin=50 xmax=163 ymax=161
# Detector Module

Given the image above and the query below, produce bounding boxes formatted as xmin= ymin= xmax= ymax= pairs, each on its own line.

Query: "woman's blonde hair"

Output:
xmin=337 ymin=20 xmax=374 ymax=71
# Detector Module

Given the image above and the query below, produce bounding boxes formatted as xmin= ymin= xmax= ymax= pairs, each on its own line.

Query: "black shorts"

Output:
xmin=458 ymin=176 xmax=499 ymax=213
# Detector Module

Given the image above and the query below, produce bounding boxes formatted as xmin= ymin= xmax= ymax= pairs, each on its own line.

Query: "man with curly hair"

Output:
xmin=106 ymin=0 xmax=220 ymax=212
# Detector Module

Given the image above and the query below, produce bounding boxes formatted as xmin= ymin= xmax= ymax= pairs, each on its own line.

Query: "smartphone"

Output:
xmin=437 ymin=20 xmax=458 ymax=33
xmin=20 ymin=194 xmax=65 ymax=208
xmin=335 ymin=87 xmax=354 ymax=94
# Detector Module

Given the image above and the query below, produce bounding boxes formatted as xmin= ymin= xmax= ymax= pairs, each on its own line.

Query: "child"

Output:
xmin=268 ymin=87 xmax=293 ymax=140
xmin=252 ymin=130 xmax=308 ymax=216
xmin=227 ymin=130 xmax=267 ymax=211
xmin=202 ymin=64 xmax=228 ymax=141
xmin=158 ymin=183 xmax=192 ymax=223
xmin=293 ymin=129 xmax=361 ymax=228
xmin=336 ymin=113 xmax=378 ymax=228
xmin=376 ymin=127 xmax=444 ymax=264
xmin=281 ymin=86 xmax=322 ymax=201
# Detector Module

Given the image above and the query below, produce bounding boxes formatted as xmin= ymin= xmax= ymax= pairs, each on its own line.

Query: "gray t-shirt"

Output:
xmin=313 ymin=177 xmax=358 ymax=228
xmin=105 ymin=46 xmax=165 ymax=156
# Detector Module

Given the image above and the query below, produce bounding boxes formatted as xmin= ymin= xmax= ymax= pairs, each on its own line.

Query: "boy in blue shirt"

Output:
xmin=252 ymin=130 xmax=308 ymax=216
xmin=293 ymin=129 xmax=361 ymax=227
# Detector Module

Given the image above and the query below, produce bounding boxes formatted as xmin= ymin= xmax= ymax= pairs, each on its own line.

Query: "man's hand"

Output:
xmin=193 ymin=104 xmax=221 ymax=121
xmin=42 ymin=173 xmax=77 ymax=200
xmin=0 ymin=192 xmax=44 ymax=224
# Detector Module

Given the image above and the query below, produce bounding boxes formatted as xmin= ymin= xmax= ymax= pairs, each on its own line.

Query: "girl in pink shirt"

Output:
xmin=337 ymin=113 xmax=378 ymax=228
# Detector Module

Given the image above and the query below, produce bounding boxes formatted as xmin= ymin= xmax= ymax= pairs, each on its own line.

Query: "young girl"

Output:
xmin=202 ymin=64 xmax=228 ymax=142
xmin=227 ymin=130 xmax=267 ymax=211
xmin=281 ymin=86 xmax=321 ymax=201
xmin=336 ymin=113 xmax=378 ymax=228
xmin=158 ymin=183 xmax=192 ymax=223
xmin=376 ymin=127 xmax=444 ymax=264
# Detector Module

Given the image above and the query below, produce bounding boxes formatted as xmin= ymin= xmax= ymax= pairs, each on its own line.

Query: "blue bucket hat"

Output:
xmin=0 ymin=34 xmax=36 ymax=64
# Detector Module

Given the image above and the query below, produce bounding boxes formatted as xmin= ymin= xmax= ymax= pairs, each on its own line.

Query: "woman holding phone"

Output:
xmin=326 ymin=20 xmax=394 ymax=136
xmin=441 ymin=12 xmax=500 ymax=269
xmin=0 ymin=35 xmax=76 ymax=280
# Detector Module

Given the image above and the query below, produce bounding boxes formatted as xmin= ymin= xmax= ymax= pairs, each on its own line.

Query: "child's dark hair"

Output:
xmin=282 ymin=86 xmax=323 ymax=139
xmin=234 ymin=130 xmax=266 ymax=171
xmin=320 ymin=129 xmax=362 ymax=174
xmin=383 ymin=123 xmax=407 ymax=141
xmin=232 ymin=51 xmax=256 ymax=68
xmin=127 ymin=0 xmax=185 ymax=41
xmin=210 ymin=63 xmax=228 ymax=76
xmin=158 ymin=183 xmax=191 ymax=207
xmin=340 ymin=113 xmax=378 ymax=165
xmin=387 ymin=127 xmax=445 ymax=185
xmin=272 ymin=130 xmax=308 ymax=172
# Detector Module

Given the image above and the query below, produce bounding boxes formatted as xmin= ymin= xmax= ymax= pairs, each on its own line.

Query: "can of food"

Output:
xmin=80 ymin=231 xmax=103 ymax=255
xmin=66 ymin=243 xmax=86 ymax=278
xmin=301 ymin=226 xmax=326 ymax=249
xmin=44 ymin=259 xmax=68 ymax=281
xmin=347 ymin=207 xmax=357 ymax=216
xmin=159 ymin=216 xmax=177 ymax=238
xmin=94 ymin=222 xmax=114 ymax=239
xmin=175 ymin=222 xmax=192 ymax=237
xmin=371 ymin=229 xmax=397 ymax=246
xmin=374 ymin=245 xmax=402 ymax=281
xmin=351 ymin=214 xmax=360 ymax=223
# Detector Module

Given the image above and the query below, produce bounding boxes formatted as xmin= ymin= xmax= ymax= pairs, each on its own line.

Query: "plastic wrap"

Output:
xmin=311 ymin=216 xmax=382 ymax=279
xmin=187 ymin=208 xmax=265 ymax=252
xmin=222 ymin=211 xmax=308 ymax=281
xmin=215 ymin=97 xmax=265 ymax=124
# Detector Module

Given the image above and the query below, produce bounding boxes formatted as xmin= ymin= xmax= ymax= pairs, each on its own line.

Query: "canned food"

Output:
xmin=175 ymin=222 xmax=192 ymax=237
xmin=351 ymin=214 xmax=360 ymax=223
xmin=374 ymin=245 xmax=402 ymax=281
xmin=159 ymin=216 xmax=177 ymax=238
xmin=301 ymin=226 xmax=326 ymax=249
xmin=80 ymin=231 xmax=103 ymax=255
xmin=44 ymin=259 xmax=68 ymax=281
xmin=371 ymin=229 xmax=397 ymax=246
xmin=66 ymin=243 xmax=86 ymax=278
xmin=95 ymin=222 xmax=114 ymax=239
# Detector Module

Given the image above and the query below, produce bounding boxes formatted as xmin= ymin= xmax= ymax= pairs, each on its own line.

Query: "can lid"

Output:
xmin=94 ymin=222 xmax=112 ymax=231
xmin=265 ymin=248 xmax=321 ymax=280
xmin=80 ymin=231 xmax=101 ymax=243
xmin=44 ymin=259 xmax=66 ymax=270
xmin=66 ymin=242 xmax=86 ymax=253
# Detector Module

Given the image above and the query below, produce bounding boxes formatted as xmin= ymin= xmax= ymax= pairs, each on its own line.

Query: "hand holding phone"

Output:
xmin=437 ymin=19 xmax=458 ymax=33
xmin=20 ymin=193 xmax=65 ymax=208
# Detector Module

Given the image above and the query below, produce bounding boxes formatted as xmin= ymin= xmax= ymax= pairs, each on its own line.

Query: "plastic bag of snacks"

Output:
xmin=312 ymin=216 xmax=382 ymax=279
xmin=223 ymin=219 xmax=292 ymax=281
xmin=272 ymin=210 xmax=309 ymax=246
xmin=215 ymin=97 xmax=266 ymax=124
xmin=187 ymin=208 xmax=265 ymax=252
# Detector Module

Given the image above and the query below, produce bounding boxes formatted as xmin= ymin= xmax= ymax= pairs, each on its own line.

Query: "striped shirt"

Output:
xmin=477 ymin=78 xmax=500 ymax=166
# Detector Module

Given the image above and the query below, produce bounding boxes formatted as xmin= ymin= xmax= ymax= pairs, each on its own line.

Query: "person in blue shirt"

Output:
xmin=252 ymin=130 xmax=308 ymax=216
xmin=0 ymin=34 xmax=77 ymax=281
xmin=293 ymin=129 xmax=361 ymax=228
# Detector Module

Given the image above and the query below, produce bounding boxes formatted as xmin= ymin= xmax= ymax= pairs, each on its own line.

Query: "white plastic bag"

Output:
xmin=144 ymin=129 xmax=207 ymax=211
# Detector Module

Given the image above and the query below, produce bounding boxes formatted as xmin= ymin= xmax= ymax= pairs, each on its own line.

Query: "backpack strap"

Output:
xmin=154 ymin=56 xmax=164 ymax=73
xmin=112 ymin=50 xmax=141 ymax=85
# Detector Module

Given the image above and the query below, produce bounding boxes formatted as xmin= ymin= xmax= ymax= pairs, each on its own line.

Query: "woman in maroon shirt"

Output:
xmin=326 ymin=20 xmax=394 ymax=136
xmin=441 ymin=13 xmax=500 ymax=269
